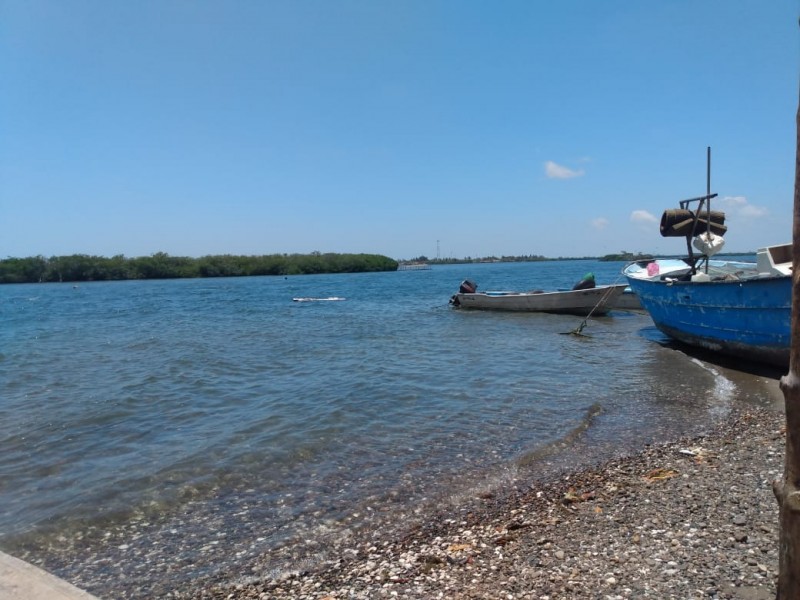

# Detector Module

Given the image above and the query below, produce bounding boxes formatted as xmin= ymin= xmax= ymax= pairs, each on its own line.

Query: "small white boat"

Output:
xmin=397 ymin=262 xmax=431 ymax=271
xmin=292 ymin=297 xmax=346 ymax=302
xmin=450 ymin=281 xmax=627 ymax=316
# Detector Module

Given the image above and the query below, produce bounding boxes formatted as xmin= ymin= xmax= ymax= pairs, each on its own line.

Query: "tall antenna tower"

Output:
xmin=436 ymin=240 xmax=440 ymax=260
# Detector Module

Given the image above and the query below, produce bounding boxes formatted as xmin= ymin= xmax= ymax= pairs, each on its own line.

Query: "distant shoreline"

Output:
xmin=0 ymin=251 xmax=758 ymax=284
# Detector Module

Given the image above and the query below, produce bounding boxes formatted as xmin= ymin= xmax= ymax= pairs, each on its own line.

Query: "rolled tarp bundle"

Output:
xmin=659 ymin=209 xmax=726 ymax=238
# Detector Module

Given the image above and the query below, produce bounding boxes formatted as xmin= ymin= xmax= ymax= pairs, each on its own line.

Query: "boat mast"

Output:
xmin=704 ymin=146 xmax=711 ymax=273
xmin=681 ymin=146 xmax=714 ymax=273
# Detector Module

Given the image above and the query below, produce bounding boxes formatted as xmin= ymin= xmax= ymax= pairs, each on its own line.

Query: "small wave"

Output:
xmin=689 ymin=357 xmax=736 ymax=418
xmin=292 ymin=297 xmax=346 ymax=302
xmin=515 ymin=402 xmax=603 ymax=467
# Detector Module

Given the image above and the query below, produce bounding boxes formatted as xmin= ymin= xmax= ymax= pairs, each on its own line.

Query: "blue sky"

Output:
xmin=1 ymin=1 xmax=797 ymax=260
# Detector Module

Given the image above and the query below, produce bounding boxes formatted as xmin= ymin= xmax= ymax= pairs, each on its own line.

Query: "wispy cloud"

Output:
xmin=718 ymin=196 xmax=768 ymax=218
xmin=544 ymin=161 xmax=584 ymax=179
xmin=592 ymin=217 xmax=609 ymax=230
xmin=630 ymin=210 xmax=658 ymax=224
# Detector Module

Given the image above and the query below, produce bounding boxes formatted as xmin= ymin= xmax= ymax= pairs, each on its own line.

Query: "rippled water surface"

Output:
xmin=0 ymin=259 xmax=777 ymax=595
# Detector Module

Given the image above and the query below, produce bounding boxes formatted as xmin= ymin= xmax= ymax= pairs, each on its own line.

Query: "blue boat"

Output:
xmin=623 ymin=149 xmax=791 ymax=368
xmin=624 ymin=246 xmax=791 ymax=368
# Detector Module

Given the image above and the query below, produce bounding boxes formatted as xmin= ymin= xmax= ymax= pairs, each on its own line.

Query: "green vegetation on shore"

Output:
xmin=408 ymin=254 xmax=573 ymax=264
xmin=407 ymin=252 xmax=648 ymax=264
xmin=408 ymin=250 xmax=751 ymax=265
xmin=0 ymin=252 xmax=399 ymax=284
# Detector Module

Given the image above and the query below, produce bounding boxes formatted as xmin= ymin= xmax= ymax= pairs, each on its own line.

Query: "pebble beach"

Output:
xmin=173 ymin=399 xmax=786 ymax=600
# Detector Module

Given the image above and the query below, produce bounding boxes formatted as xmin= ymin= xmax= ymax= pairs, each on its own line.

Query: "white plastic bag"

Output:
xmin=693 ymin=232 xmax=725 ymax=257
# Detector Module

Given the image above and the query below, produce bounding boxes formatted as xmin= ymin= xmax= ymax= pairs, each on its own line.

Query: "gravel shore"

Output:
xmin=180 ymin=402 xmax=785 ymax=600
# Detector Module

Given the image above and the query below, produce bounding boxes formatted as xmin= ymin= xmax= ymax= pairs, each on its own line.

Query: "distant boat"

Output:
xmin=397 ymin=262 xmax=431 ymax=271
xmin=449 ymin=279 xmax=627 ymax=316
xmin=623 ymin=148 xmax=791 ymax=368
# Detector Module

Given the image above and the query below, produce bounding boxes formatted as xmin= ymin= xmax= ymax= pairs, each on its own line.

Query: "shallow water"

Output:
xmin=0 ymin=259 xmax=779 ymax=595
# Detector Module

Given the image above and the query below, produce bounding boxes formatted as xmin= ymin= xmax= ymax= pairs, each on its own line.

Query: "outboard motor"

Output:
xmin=450 ymin=279 xmax=477 ymax=307
xmin=459 ymin=279 xmax=477 ymax=294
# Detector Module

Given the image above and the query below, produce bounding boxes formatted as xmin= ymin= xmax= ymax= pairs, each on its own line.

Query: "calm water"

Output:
xmin=0 ymin=259 xmax=778 ymax=596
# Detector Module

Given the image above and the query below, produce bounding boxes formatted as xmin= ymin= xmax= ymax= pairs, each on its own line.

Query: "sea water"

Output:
xmin=0 ymin=259 xmax=778 ymax=596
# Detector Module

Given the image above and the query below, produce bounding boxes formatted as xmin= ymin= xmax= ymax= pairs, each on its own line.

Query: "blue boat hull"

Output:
xmin=625 ymin=275 xmax=791 ymax=368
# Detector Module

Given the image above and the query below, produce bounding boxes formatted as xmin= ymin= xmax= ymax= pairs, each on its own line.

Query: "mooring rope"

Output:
xmin=563 ymin=272 xmax=628 ymax=337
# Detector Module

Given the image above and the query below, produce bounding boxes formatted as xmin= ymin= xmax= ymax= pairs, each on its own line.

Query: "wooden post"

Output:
xmin=774 ymin=84 xmax=800 ymax=599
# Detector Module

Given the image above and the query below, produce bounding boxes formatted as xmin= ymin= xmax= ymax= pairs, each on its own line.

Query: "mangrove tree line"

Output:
xmin=0 ymin=252 xmax=399 ymax=284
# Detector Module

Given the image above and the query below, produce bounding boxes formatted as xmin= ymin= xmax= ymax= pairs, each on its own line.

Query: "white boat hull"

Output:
xmin=612 ymin=289 xmax=642 ymax=311
xmin=453 ymin=284 xmax=627 ymax=316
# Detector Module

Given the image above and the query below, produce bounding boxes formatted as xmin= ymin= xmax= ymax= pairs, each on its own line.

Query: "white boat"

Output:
xmin=292 ymin=297 xmax=346 ymax=302
xmin=450 ymin=282 xmax=627 ymax=316
xmin=397 ymin=262 xmax=431 ymax=271
xmin=613 ymin=287 xmax=642 ymax=310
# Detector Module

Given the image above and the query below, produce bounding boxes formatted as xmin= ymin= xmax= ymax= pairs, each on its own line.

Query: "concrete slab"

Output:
xmin=0 ymin=551 xmax=99 ymax=600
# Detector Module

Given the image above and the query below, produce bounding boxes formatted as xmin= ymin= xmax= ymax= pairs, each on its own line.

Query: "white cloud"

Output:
xmin=630 ymin=210 xmax=658 ymax=224
xmin=739 ymin=204 xmax=768 ymax=218
xmin=722 ymin=195 xmax=747 ymax=207
xmin=544 ymin=161 xmax=584 ymax=179
xmin=718 ymin=195 xmax=768 ymax=219
xmin=592 ymin=217 xmax=609 ymax=230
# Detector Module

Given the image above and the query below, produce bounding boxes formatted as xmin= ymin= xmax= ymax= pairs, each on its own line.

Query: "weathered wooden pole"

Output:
xmin=774 ymin=82 xmax=800 ymax=599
